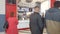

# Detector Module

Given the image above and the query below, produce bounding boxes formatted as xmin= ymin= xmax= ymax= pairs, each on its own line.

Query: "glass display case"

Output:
xmin=17 ymin=6 xmax=33 ymax=29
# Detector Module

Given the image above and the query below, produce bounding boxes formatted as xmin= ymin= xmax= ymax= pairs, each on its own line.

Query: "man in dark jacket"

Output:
xmin=45 ymin=1 xmax=60 ymax=34
xmin=30 ymin=6 xmax=43 ymax=34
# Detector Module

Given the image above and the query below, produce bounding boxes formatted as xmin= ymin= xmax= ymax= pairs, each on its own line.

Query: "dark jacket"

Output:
xmin=45 ymin=8 xmax=60 ymax=34
xmin=30 ymin=12 xmax=43 ymax=34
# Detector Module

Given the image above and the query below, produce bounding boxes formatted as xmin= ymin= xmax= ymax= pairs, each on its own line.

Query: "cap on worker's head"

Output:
xmin=54 ymin=1 xmax=60 ymax=8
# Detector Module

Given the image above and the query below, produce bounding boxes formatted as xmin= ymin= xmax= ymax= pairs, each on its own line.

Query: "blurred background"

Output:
xmin=0 ymin=0 xmax=56 ymax=34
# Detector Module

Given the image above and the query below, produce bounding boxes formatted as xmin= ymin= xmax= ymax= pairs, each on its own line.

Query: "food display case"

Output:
xmin=17 ymin=7 xmax=33 ymax=30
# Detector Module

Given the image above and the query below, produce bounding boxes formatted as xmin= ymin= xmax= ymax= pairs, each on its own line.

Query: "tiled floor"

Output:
xmin=19 ymin=28 xmax=47 ymax=34
xmin=0 ymin=32 xmax=5 ymax=34
xmin=0 ymin=28 xmax=47 ymax=34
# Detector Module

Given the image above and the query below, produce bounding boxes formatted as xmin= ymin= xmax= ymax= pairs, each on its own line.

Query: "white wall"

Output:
xmin=0 ymin=0 xmax=5 ymax=14
xmin=41 ymin=0 xmax=50 ymax=15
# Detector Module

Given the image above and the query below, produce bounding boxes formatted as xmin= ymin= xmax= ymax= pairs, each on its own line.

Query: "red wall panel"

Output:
xmin=51 ymin=0 xmax=56 ymax=7
xmin=6 ymin=4 xmax=16 ymax=19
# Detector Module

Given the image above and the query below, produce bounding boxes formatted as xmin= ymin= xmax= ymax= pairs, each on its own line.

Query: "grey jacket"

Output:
xmin=30 ymin=12 xmax=43 ymax=34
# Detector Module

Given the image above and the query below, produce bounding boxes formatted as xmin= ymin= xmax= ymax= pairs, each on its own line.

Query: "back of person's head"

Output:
xmin=34 ymin=6 xmax=40 ymax=9
xmin=54 ymin=1 xmax=60 ymax=8
xmin=10 ymin=12 xmax=14 ymax=17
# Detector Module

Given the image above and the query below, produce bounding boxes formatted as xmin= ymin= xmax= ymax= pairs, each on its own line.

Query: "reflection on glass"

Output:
xmin=18 ymin=6 xmax=33 ymax=20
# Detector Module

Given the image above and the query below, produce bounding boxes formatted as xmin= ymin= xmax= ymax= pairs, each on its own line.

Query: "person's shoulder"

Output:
xmin=48 ymin=8 xmax=58 ymax=11
xmin=47 ymin=8 xmax=53 ymax=11
xmin=30 ymin=13 xmax=34 ymax=16
xmin=46 ymin=8 xmax=57 ymax=13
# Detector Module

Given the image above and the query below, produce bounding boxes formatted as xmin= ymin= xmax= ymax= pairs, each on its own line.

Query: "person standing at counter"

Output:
xmin=30 ymin=6 xmax=43 ymax=34
xmin=6 ymin=12 xmax=18 ymax=34
xmin=45 ymin=1 xmax=60 ymax=34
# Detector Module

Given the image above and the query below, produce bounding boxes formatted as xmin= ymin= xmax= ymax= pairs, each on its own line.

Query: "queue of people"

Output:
xmin=30 ymin=1 xmax=60 ymax=34
xmin=3 ymin=1 xmax=60 ymax=34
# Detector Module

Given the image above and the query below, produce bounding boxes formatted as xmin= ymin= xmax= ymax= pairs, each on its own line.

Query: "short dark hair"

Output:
xmin=54 ymin=1 xmax=60 ymax=8
xmin=34 ymin=6 xmax=40 ymax=8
